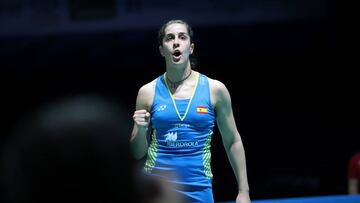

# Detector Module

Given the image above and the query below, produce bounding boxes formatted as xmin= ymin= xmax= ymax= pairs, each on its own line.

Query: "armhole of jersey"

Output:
xmin=148 ymin=77 xmax=159 ymax=143
xmin=206 ymin=76 xmax=216 ymax=114
xmin=149 ymin=77 xmax=159 ymax=113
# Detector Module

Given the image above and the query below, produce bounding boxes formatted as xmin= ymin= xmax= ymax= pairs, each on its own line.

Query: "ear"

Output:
xmin=190 ymin=43 xmax=195 ymax=54
xmin=159 ymin=45 xmax=164 ymax=57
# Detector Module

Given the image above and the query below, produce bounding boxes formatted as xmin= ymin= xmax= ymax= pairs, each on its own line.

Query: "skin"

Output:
xmin=130 ymin=22 xmax=250 ymax=203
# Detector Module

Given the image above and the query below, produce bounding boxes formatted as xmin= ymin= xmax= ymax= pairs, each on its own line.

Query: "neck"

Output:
xmin=167 ymin=69 xmax=192 ymax=85
xmin=166 ymin=61 xmax=192 ymax=83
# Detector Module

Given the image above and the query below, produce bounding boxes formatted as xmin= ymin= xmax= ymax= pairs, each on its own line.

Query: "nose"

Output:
xmin=173 ymin=38 xmax=179 ymax=48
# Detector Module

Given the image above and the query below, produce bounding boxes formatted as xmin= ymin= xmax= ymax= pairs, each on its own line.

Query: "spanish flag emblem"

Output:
xmin=196 ymin=106 xmax=207 ymax=114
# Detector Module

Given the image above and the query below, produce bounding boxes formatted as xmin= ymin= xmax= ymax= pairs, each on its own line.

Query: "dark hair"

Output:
xmin=158 ymin=19 xmax=198 ymax=69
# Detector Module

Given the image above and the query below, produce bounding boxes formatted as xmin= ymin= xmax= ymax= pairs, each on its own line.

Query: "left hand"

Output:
xmin=236 ymin=191 xmax=250 ymax=203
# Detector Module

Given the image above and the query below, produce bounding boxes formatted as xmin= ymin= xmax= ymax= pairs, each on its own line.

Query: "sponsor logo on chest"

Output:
xmin=163 ymin=132 xmax=198 ymax=148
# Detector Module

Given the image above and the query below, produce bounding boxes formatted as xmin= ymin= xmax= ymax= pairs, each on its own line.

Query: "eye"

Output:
xmin=179 ymin=35 xmax=187 ymax=40
xmin=164 ymin=35 xmax=174 ymax=42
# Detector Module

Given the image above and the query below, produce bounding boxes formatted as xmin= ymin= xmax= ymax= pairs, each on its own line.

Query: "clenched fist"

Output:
xmin=133 ymin=109 xmax=151 ymax=129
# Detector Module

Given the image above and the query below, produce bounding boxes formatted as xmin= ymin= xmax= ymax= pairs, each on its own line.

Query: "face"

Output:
xmin=159 ymin=23 xmax=194 ymax=65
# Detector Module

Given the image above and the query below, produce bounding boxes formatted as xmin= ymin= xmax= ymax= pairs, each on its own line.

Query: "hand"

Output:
xmin=236 ymin=191 xmax=250 ymax=203
xmin=133 ymin=109 xmax=151 ymax=130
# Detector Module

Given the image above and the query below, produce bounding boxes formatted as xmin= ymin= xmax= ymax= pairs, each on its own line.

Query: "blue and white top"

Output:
xmin=144 ymin=72 xmax=216 ymax=203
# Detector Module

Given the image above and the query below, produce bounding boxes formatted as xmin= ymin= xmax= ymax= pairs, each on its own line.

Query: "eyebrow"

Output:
xmin=178 ymin=32 xmax=188 ymax=36
xmin=165 ymin=32 xmax=189 ymax=36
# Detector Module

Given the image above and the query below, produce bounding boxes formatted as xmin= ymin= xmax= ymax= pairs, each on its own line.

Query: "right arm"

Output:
xmin=130 ymin=81 xmax=155 ymax=159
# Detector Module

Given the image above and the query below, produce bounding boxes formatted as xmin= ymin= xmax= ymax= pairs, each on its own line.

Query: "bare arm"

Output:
xmin=212 ymin=80 xmax=250 ymax=203
xmin=130 ymin=82 xmax=155 ymax=159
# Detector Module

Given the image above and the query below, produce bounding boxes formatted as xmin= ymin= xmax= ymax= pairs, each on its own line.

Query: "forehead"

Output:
xmin=164 ymin=23 xmax=189 ymax=35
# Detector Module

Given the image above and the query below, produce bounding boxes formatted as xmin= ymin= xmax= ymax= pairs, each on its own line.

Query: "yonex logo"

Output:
xmin=156 ymin=105 xmax=167 ymax=111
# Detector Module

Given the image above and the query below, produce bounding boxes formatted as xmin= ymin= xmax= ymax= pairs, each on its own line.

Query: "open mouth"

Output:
xmin=172 ymin=50 xmax=182 ymax=62
xmin=173 ymin=50 xmax=182 ymax=57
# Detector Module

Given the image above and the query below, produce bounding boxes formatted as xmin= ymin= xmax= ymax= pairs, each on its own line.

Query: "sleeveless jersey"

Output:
xmin=144 ymin=72 xmax=216 ymax=203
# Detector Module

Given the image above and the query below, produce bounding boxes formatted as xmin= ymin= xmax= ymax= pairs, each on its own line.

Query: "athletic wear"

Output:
xmin=144 ymin=72 xmax=215 ymax=203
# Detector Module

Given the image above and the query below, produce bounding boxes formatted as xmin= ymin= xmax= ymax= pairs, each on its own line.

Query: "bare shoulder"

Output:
xmin=138 ymin=79 xmax=156 ymax=96
xmin=208 ymin=76 xmax=226 ymax=90
xmin=136 ymin=79 xmax=157 ymax=111
xmin=208 ymin=77 xmax=229 ymax=96
xmin=207 ymin=76 xmax=230 ymax=107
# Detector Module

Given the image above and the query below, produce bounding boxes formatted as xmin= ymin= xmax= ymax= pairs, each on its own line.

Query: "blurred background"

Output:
xmin=1 ymin=0 xmax=355 ymax=202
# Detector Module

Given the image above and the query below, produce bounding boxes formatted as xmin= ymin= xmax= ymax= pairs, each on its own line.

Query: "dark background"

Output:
xmin=1 ymin=0 xmax=355 ymax=202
